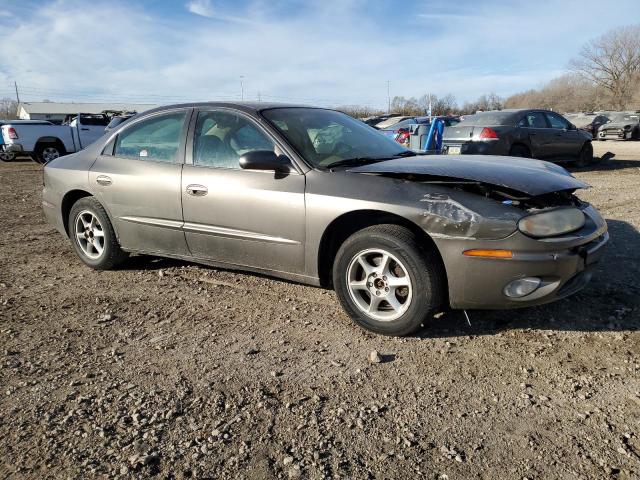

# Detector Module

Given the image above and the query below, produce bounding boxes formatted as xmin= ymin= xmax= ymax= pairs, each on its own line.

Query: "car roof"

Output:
xmin=141 ymin=101 xmax=314 ymax=117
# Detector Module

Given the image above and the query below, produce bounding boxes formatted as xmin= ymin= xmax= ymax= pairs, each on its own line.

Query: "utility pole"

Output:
xmin=14 ymin=81 xmax=20 ymax=104
xmin=386 ymin=80 xmax=390 ymax=114
xmin=240 ymin=75 xmax=244 ymax=101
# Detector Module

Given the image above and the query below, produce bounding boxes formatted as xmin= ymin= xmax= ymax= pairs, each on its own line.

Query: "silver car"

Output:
xmin=42 ymin=103 xmax=608 ymax=336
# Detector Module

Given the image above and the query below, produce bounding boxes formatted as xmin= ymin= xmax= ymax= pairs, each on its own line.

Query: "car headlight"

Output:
xmin=518 ymin=208 xmax=585 ymax=238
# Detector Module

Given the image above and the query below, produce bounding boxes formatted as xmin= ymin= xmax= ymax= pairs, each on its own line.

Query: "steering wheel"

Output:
xmin=331 ymin=141 xmax=354 ymax=157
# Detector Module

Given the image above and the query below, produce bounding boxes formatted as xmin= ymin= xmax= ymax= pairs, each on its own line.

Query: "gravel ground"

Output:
xmin=1 ymin=143 xmax=639 ymax=479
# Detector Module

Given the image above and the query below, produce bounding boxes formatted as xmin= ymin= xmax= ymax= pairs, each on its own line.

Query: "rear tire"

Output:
xmin=68 ymin=197 xmax=128 ymax=270
xmin=35 ymin=143 xmax=65 ymax=164
xmin=509 ymin=145 xmax=531 ymax=158
xmin=575 ymin=142 xmax=593 ymax=167
xmin=0 ymin=151 xmax=14 ymax=162
xmin=333 ymin=224 xmax=445 ymax=336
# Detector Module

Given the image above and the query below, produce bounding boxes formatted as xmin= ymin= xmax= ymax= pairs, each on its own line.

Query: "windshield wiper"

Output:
xmin=325 ymin=156 xmax=388 ymax=169
xmin=325 ymin=151 xmax=416 ymax=169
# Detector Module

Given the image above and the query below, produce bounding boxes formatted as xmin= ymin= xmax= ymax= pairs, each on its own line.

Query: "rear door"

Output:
xmin=545 ymin=112 xmax=584 ymax=158
xmin=518 ymin=111 xmax=555 ymax=159
xmin=181 ymin=108 xmax=306 ymax=273
xmin=89 ymin=109 xmax=191 ymax=255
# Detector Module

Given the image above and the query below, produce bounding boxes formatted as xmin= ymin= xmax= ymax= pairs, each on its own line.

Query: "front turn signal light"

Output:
xmin=463 ymin=249 xmax=513 ymax=259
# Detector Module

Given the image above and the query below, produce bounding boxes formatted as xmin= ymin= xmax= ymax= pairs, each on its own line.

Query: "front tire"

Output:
xmin=575 ymin=142 xmax=593 ymax=167
xmin=333 ymin=224 xmax=445 ymax=336
xmin=68 ymin=197 xmax=127 ymax=270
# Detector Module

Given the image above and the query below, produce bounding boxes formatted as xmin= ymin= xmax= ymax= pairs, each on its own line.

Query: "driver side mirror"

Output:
xmin=239 ymin=150 xmax=291 ymax=172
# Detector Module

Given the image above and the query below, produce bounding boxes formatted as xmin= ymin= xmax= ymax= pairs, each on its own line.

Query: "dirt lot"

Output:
xmin=0 ymin=142 xmax=639 ymax=479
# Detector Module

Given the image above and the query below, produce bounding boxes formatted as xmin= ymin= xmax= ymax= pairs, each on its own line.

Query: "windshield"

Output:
xmin=262 ymin=108 xmax=409 ymax=168
xmin=457 ymin=111 xmax=516 ymax=126
xmin=609 ymin=113 xmax=639 ymax=123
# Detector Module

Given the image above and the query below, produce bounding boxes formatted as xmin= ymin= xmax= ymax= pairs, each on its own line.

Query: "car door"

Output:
xmin=89 ymin=108 xmax=191 ymax=256
xmin=518 ymin=111 xmax=555 ymax=159
xmin=545 ymin=112 xmax=583 ymax=158
xmin=70 ymin=115 xmax=108 ymax=150
xmin=181 ymin=108 xmax=305 ymax=273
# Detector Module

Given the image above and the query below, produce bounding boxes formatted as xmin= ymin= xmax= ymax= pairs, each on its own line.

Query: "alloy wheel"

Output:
xmin=346 ymin=248 xmax=413 ymax=321
xmin=74 ymin=210 xmax=105 ymax=259
xmin=42 ymin=147 xmax=60 ymax=163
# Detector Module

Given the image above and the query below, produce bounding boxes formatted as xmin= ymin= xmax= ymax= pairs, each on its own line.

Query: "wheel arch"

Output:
xmin=35 ymin=137 xmax=67 ymax=152
xmin=61 ymin=190 xmax=95 ymax=237
xmin=316 ymin=209 xmax=446 ymax=289
xmin=509 ymin=142 xmax=531 ymax=157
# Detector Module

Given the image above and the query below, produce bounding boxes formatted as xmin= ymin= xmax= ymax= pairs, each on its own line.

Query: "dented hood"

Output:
xmin=348 ymin=155 xmax=588 ymax=196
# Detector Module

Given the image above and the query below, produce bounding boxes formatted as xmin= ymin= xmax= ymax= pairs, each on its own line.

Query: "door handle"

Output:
xmin=186 ymin=184 xmax=208 ymax=196
xmin=96 ymin=175 xmax=112 ymax=186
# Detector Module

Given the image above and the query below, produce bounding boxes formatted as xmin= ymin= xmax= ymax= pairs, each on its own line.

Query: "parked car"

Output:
xmin=1 ymin=113 xmax=110 ymax=163
xmin=361 ymin=113 xmax=402 ymax=127
xmin=373 ymin=115 xmax=413 ymax=130
xmin=42 ymin=103 xmax=608 ymax=336
xmin=597 ymin=112 xmax=640 ymax=141
xmin=443 ymin=109 xmax=594 ymax=166
xmin=380 ymin=116 xmax=461 ymax=146
xmin=565 ymin=113 xmax=609 ymax=139
xmin=0 ymin=120 xmax=56 ymax=161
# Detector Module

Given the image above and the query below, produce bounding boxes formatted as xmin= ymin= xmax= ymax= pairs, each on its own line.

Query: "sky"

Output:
xmin=0 ymin=0 xmax=638 ymax=109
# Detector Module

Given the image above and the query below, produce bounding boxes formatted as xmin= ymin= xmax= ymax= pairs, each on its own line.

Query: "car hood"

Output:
xmin=348 ymin=155 xmax=588 ymax=197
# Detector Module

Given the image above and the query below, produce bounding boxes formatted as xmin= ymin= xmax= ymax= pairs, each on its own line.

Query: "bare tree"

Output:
xmin=461 ymin=93 xmax=504 ymax=114
xmin=570 ymin=24 xmax=640 ymax=110
xmin=0 ymin=98 xmax=18 ymax=120
xmin=336 ymin=105 xmax=384 ymax=119
xmin=417 ymin=93 xmax=459 ymax=115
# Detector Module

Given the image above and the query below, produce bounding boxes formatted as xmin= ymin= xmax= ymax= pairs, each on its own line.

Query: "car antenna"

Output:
xmin=463 ymin=310 xmax=472 ymax=327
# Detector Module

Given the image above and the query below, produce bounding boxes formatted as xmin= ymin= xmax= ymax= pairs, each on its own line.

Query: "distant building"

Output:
xmin=17 ymin=102 xmax=159 ymax=123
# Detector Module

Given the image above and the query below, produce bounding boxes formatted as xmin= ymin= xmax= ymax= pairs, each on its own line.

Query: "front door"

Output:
xmin=89 ymin=109 xmax=191 ymax=255
xmin=520 ymin=111 xmax=555 ymax=159
xmin=181 ymin=108 xmax=305 ymax=274
xmin=545 ymin=112 xmax=584 ymax=158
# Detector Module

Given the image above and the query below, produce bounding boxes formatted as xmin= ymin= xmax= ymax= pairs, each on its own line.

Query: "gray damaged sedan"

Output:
xmin=42 ymin=103 xmax=608 ymax=336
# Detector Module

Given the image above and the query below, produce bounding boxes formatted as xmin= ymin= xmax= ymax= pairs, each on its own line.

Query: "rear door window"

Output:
xmin=114 ymin=111 xmax=187 ymax=163
xmin=522 ymin=112 xmax=548 ymax=128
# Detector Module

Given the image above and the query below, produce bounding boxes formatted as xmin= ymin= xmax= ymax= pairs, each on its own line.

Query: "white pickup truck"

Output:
xmin=0 ymin=113 xmax=110 ymax=163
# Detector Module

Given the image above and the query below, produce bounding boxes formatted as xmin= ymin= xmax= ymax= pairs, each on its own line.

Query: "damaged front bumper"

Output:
xmin=435 ymin=205 xmax=608 ymax=310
